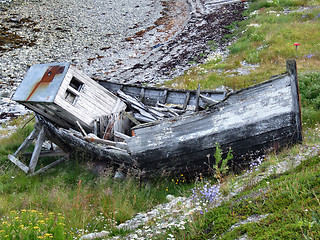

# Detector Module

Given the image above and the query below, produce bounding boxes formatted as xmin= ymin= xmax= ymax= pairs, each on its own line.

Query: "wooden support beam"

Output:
xmin=13 ymin=128 xmax=40 ymax=156
xmin=24 ymin=150 xmax=68 ymax=158
xmin=139 ymin=88 xmax=145 ymax=103
xmin=183 ymin=92 xmax=190 ymax=110
xmin=28 ymin=127 xmax=46 ymax=173
xmin=29 ymin=155 xmax=69 ymax=177
xmin=93 ymin=119 xmax=98 ymax=136
xmin=195 ymin=84 xmax=200 ymax=112
xmin=8 ymin=155 xmax=29 ymax=173
xmin=161 ymin=89 xmax=168 ymax=104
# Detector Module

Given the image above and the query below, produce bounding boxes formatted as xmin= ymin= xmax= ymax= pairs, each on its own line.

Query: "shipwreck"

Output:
xmin=9 ymin=60 xmax=302 ymax=177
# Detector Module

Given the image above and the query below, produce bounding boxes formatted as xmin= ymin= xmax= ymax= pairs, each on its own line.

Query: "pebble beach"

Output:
xmin=0 ymin=0 xmax=246 ymax=123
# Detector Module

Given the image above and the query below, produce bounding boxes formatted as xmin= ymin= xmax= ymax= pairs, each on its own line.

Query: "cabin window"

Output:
xmin=64 ymin=77 xmax=83 ymax=105
xmin=64 ymin=89 xmax=77 ymax=104
xmin=69 ymin=77 xmax=83 ymax=92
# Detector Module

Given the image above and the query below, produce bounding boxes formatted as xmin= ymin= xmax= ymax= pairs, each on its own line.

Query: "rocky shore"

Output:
xmin=0 ymin=0 xmax=246 ymax=124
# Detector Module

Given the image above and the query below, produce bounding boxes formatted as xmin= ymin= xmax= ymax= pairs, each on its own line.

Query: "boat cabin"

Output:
xmin=12 ymin=62 xmax=126 ymax=131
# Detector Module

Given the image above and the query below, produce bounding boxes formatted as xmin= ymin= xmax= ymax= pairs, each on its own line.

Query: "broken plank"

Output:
xmin=114 ymin=131 xmax=131 ymax=141
xmin=199 ymin=94 xmax=219 ymax=105
xmin=122 ymin=111 xmax=141 ymax=125
xmin=76 ymin=121 xmax=87 ymax=137
xmin=84 ymin=134 xmax=128 ymax=150
xmin=134 ymin=113 xmax=156 ymax=123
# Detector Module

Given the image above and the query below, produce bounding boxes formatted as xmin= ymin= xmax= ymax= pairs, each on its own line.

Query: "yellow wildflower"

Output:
xmin=21 ymin=209 xmax=27 ymax=212
xmin=33 ymin=226 xmax=40 ymax=230
xmin=37 ymin=236 xmax=43 ymax=239
xmin=31 ymin=210 xmax=37 ymax=213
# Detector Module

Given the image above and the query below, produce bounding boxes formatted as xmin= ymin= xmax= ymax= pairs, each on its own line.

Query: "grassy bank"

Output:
xmin=166 ymin=0 xmax=320 ymax=91
xmin=1 ymin=0 xmax=320 ymax=239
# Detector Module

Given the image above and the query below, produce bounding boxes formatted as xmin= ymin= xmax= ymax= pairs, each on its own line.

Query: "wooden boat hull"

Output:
xmin=39 ymin=60 xmax=302 ymax=177
xmin=124 ymin=60 xmax=302 ymax=175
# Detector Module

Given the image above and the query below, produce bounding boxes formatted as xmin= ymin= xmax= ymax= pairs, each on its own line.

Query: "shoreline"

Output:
xmin=0 ymin=0 xmax=246 ymax=123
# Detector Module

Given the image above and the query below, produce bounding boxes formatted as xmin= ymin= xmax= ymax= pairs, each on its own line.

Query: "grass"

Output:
xmin=1 ymin=0 xmax=320 ymax=239
xmin=0 ymin=118 xmax=194 ymax=238
xmin=165 ymin=0 xmax=320 ymax=90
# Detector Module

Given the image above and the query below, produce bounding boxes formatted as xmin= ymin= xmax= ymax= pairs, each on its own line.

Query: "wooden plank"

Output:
xmin=24 ymin=150 xmax=68 ymax=158
xmin=93 ymin=119 xmax=98 ymax=136
xmin=156 ymin=103 xmax=179 ymax=116
xmin=38 ymin=116 xmax=133 ymax=166
xmin=113 ymin=112 xmax=131 ymax=141
xmin=183 ymin=92 xmax=190 ymax=110
xmin=103 ymin=114 xmax=115 ymax=140
xmin=29 ymin=155 xmax=69 ymax=177
xmin=76 ymin=121 xmax=87 ymax=137
xmin=139 ymin=88 xmax=145 ymax=103
xmin=28 ymin=127 xmax=46 ymax=173
xmin=8 ymin=155 xmax=29 ymax=173
xmin=14 ymin=128 xmax=40 ymax=156
xmin=195 ymin=84 xmax=200 ymax=112
xmin=122 ymin=111 xmax=141 ymax=125
xmin=161 ymin=89 xmax=168 ymax=104
xmin=84 ymin=134 xmax=128 ymax=150
xmin=114 ymin=131 xmax=131 ymax=141
xmin=199 ymin=94 xmax=219 ymax=105
xmin=133 ymin=113 xmax=156 ymax=123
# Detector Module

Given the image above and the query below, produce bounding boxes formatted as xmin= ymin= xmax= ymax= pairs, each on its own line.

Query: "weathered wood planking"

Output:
xmin=12 ymin=63 xmax=126 ymax=132
xmin=37 ymin=116 xmax=133 ymax=167
xmin=98 ymin=81 xmax=226 ymax=109
xmin=126 ymin=60 xmax=302 ymax=175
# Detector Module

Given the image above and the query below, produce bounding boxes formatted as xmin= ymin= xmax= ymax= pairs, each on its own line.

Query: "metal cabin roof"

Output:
xmin=12 ymin=62 xmax=71 ymax=103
